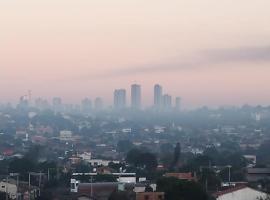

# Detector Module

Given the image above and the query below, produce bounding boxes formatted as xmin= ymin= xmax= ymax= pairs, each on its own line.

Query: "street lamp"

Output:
xmin=227 ymin=165 xmax=232 ymax=186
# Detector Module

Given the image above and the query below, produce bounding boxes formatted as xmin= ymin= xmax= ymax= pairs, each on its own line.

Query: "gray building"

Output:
xmin=131 ymin=84 xmax=141 ymax=109
xmin=154 ymin=84 xmax=163 ymax=109
xmin=94 ymin=97 xmax=103 ymax=110
xmin=81 ymin=98 xmax=92 ymax=113
xmin=175 ymin=97 xmax=181 ymax=111
xmin=114 ymin=89 xmax=126 ymax=109
xmin=162 ymin=94 xmax=172 ymax=109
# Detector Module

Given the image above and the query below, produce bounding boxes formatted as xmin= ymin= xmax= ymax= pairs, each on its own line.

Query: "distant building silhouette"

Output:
xmin=52 ymin=97 xmax=62 ymax=112
xmin=175 ymin=97 xmax=181 ymax=111
xmin=131 ymin=84 xmax=141 ymax=109
xmin=94 ymin=97 xmax=103 ymax=110
xmin=162 ymin=94 xmax=172 ymax=109
xmin=114 ymin=89 xmax=126 ymax=109
xmin=81 ymin=98 xmax=92 ymax=113
xmin=154 ymin=84 xmax=163 ymax=109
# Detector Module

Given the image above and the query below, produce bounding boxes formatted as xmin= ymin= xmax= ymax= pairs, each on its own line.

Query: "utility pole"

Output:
xmin=90 ymin=175 xmax=93 ymax=198
xmin=28 ymin=173 xmax=31 ymax=200
xmin=228 ymin=165 xmax=232 ymax=186
xmin=39 ymin=172 xmax=42 ymax=196
xmin=6 ymin=176 xmax=9 ymax=200
xmin=47 ymin=168 xmax=50 ymax=182
xmin=29 ymin=172 xmax=45 ymax=200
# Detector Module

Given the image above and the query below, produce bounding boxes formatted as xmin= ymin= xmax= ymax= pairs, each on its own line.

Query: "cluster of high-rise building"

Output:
xmin=33 ymin=96 xmax=104 ymax=112
xmin=153 ymin=84 xmax=181 ymax=111
xmin=16 ymin=84 xmax=180 ymax=112
xmin=114 ymin=84 xmax=142 ymax=110
xmin=113 ymin=84 xmax=181 ymax=111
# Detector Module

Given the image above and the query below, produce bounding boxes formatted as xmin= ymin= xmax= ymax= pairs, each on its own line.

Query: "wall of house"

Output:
xmin=217 ymin=188 xmax=267 ymax=200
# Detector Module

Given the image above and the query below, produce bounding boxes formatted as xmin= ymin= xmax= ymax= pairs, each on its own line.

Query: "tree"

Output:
xmin=117 ymin=140 xmax=134 ymax=153
xmin=9 ymin=158 xmax=35 ymax=180
xmin=126 ymin=149 xmax=141 ymax=166
xmin=160 ymin=143 xmax=174 ymax=155
xmin=171 ymin=142 xmax=181 ymax=169
xmin=140 ymin=152 xmax=158 ymax=171
xmin=109 ymin=191 xmax=135 ymax=200
xmin=126 ymin=149 xmax=158 ymax=171
xmin=157 ymin=177 xmax=209 ymax=200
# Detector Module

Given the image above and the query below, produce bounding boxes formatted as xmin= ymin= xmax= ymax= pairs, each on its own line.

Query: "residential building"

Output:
xmin=213 ymin=186 xmax=268 ymax=200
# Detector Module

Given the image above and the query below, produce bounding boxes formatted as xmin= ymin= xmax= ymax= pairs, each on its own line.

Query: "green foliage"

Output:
xmin=160 ymin=143 xmax=174 ymax=155
xmin=24 ymin=145 xmax=42 ymax=163
xmin=117 ymin=140 xmax=134 ymax=153
xmin=108 ymin=191 xmax=134 ymax=200
xmin=199 ymin=168 xmax=221 ymax=191
xmin=157 ymin=177 xmax=209 ymax=200
xmin=94 ymin=174 xmax=117 ymax=182
xmin=257 ymin=140 xmax=270 ymax=165
xmin=9 ymin=158 xmax=35 ymax=178
xmin=171 ymin=142 xmax=181 ymax=169
xmin=126 ymin=149 xmax=158 ymax=171
xmin=75 ymin=162 xmax=91 ymax=173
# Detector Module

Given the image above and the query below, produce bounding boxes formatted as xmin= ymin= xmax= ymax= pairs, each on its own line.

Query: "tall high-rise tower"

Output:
xmin=131 ymin=84 xmax=141 ymax=109
xmin=52 ymin=97 xmax=62 ymax=112
xmin=163 ymin=94 xmax=172 ymax=109
xmin=175 ymin=97 xmax=181 ymax=111
xmin=114 ymin=89 xmax=126 ymax=109
xmin=154 ymin=84 xmax=163 ymax=108
xmin=94 ymin=97 xmax=103 ymax=110
xmin=81 ymin=98 xmax=92 ymax=113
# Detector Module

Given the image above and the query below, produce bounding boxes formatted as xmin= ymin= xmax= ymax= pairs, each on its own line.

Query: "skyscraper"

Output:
xmin=163 ymin=94 xmax=172 ymax=109
xmin=81 ymin=98 xmax=92 ymax=113
xmin=175 ymin=97 xmax=181 ymax=111
xmin=114 ymin=89 xmax=126 ymax=109
xmin=94 ymin=97 xmax=103 ymax=110
xmin=154 ymin=84 xmax=163 ymax=109
xmin=52 ymin=97 xmax=62 ymax=112
xmin=131 ymin=84 xmax=141 ymax=109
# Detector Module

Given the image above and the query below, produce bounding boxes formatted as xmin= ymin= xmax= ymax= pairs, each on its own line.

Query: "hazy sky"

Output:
xmin=1 ymin=0 xmax=270 ymax=108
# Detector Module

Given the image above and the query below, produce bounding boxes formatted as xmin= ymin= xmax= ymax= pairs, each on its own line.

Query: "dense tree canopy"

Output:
xmin=157 ymin=177 xmax=209 ymax=200
xmin=126 ymin=149 xmax=158 ymax=171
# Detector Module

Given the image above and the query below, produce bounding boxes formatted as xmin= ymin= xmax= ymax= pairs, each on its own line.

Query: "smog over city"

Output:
xmin=0 ymin=1 xmax=270 ymax=200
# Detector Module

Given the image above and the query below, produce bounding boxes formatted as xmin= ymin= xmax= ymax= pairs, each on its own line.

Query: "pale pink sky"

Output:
xmin=1 ymin=0 xmax=270 ymax=108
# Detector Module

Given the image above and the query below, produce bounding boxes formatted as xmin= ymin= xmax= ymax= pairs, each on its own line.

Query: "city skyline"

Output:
xmin=1 ymin=0 xmax=270 ymax=108
xmin=0 ymin=81 xmax=269 ymax=109
xmin=12 ymin=83 xmax=182 ymax=110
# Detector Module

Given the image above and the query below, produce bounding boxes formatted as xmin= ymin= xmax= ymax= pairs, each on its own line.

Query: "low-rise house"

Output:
xmin=0 ymin=181 xmax=17 ymax=199
xmin=164 ymin=172 xmax=197 ymax=182
xmin=86 ymin=159 xmax=119 ymax=167
xmin=77 ymin=182 xmax=119 ymax=200
xmin=213 ymin=185 xmax=268 ymax=200
xmin=136 ymin=192 xmax=164 ymax=200
xmin=246 ymin=168 xmax=270 ymax=182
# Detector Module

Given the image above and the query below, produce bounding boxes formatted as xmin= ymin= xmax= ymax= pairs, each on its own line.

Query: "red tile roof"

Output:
xmin=164 ymin=172 xmax=197 ymax=181
xmin=213 ymin=185 xmax=248 ymax=198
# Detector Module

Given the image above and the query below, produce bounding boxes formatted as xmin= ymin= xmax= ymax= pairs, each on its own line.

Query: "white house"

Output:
xmin=214 ymin=186 xmax=268 ymax=200
xmin=0 ymin=181 xmax=17 ymax=200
